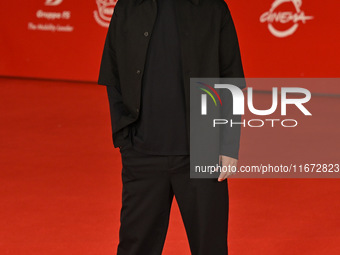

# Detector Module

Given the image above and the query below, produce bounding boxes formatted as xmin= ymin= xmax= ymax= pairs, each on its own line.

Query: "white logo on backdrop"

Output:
xmin=94 ymin=0 xmax=117 ymax=27
xmin=45 ymin=0 xmax=63 ymax=6
xmin=27 ymin=0 xmax=73 ymax=32
xmin=260 ymin=0 xmax=313 ymax=38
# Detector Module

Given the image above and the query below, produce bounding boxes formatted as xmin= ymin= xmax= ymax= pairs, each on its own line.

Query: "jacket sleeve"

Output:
xmin=98 ymin=2 xmax=120 ymax=88
xmin=219 ymin=3 xmax=246 ymax=160
xmin=219 ymin=3 xmax=244 ymax=79
xmin=98 ymin=2 xmax=130 ymax=146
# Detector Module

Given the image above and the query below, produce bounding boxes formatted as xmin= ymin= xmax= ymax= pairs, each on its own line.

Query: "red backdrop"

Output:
xmin=0 ymin=0 xmax=339 ymax=93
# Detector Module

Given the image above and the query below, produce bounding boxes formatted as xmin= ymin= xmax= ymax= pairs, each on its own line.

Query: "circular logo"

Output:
xmin=260 ymin=0 xmax=313 ymax=38
xmin=94 ymin=0 xmax=117 ymax=27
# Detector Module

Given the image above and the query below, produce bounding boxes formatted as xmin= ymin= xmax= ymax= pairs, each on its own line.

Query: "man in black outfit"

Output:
xmin=98 ymin=0 xmax=245 ymax=254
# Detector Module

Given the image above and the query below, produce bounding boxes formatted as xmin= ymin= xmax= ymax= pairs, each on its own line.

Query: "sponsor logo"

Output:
xmin=260 ymin=0 xmax=313 ymax=38
xmin=45 ymin=0 xmax=63 ymax=6
xmin=36 ymin=10 xmax=71 ymax=20
xmin=28 ymin=0 xmax=73 ymax=32
xmin=94 ymin=0 xmax=117 ymax=27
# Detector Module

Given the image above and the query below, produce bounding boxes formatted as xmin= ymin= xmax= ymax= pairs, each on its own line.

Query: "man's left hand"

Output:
xmin=217 ymin=155 xmax=238 ymax=182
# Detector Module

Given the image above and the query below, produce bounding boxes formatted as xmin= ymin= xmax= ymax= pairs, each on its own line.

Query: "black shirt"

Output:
xmin=130 ymin=0 xmax=189 ymax=155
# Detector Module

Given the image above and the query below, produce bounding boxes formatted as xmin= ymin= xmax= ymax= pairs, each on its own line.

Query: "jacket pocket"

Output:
xmin=113 ymin=126 xmax=130 ymax=148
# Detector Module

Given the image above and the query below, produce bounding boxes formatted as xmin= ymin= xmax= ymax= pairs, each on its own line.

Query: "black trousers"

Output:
xmin=117 ymin=142 xmax=229 ymax=255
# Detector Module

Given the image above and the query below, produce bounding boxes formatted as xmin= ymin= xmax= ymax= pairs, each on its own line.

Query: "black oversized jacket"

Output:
xmin=98 ymin=0 xmax=245 ymax=159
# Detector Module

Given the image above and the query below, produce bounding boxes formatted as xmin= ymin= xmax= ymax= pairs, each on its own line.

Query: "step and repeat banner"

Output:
xmin=0 ymin=0 xmax=339 ymax=93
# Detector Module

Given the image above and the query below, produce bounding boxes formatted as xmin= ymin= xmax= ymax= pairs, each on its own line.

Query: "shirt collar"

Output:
xmin=136 ymin=0 xmax=199 ymax=5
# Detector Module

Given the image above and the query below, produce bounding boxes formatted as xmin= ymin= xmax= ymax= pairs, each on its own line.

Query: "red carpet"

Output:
xmin=0 ymin=77 xmax=339 ymax=254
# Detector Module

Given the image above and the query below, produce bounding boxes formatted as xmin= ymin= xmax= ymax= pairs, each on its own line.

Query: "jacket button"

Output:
xmin=144 ymin=31 xmax=149 ymax=37
xmin=136 ymin=108 xmax=139 ymax=113
xmin=136 ymin=69 xmax=141 ymax=74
